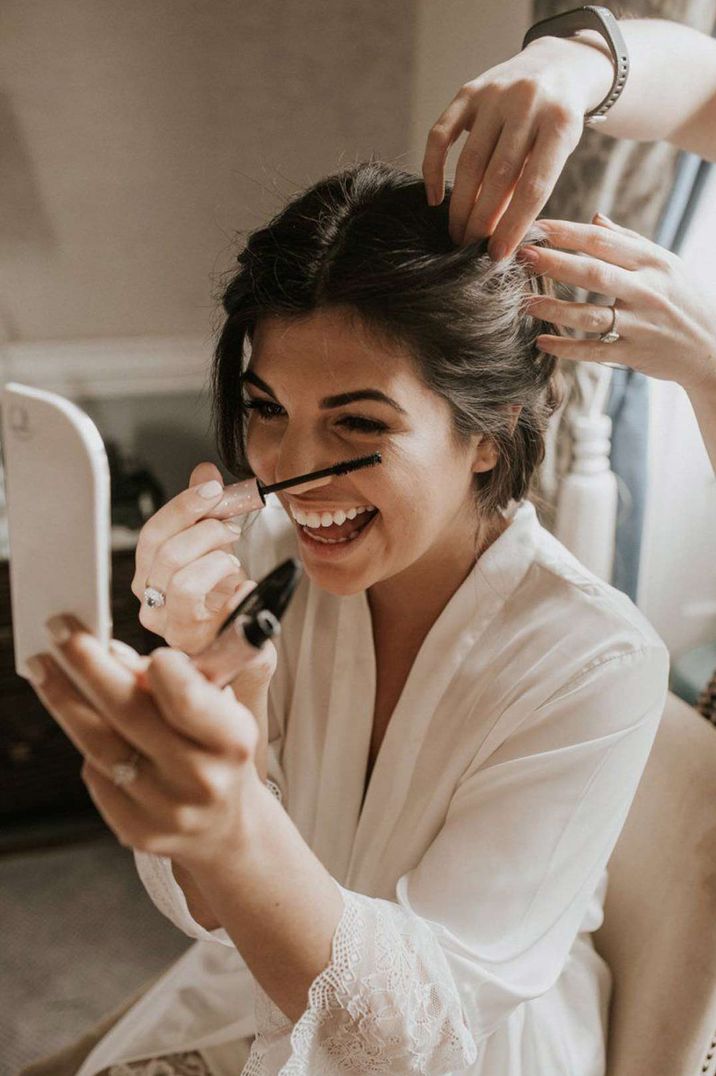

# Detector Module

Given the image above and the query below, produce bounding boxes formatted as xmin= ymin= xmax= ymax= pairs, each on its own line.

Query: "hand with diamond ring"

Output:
xmin=25 ymin=615 xmax=265 ymax=874
xmin=132 ymin=461 xmax=249 ymax=655
xmin=519 ymin=213 xmax=716 ymax=470
xmin=131 ymin=460 xmax=278 ymax=780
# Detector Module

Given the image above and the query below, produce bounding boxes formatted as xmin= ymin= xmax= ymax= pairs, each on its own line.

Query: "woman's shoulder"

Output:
xmin=528 ymin=519 xmax=667 ymax=666
xmin=499 ymin=503 xmax=668 ymax=679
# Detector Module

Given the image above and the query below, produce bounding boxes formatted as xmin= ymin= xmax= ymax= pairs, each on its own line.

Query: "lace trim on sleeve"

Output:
xmin=133 ymin=778 xmax=282 ymax=947
xmin=242 ymin=885 xmax=478 ymax=1075
xmin=266 ymin=778 xmax=283 ymax=802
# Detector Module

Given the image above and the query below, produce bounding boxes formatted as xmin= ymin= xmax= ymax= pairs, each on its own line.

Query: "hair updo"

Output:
xmin=211 ymin=160 xmax=563 ymax=522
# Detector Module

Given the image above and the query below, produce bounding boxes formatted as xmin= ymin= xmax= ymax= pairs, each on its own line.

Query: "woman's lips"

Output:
xmin=295 ymin=508 xmax=379 ymax=553
xmin=296 ymin=508 xmax=378 ymax=542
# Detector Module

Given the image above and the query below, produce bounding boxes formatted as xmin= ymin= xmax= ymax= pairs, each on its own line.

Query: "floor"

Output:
xmin=0 ymin=823 xmax=189 ymax=1073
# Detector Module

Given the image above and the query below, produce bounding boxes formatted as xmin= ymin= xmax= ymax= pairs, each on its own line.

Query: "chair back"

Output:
xmin=593 ymin=691 xmax=716 ymax=1076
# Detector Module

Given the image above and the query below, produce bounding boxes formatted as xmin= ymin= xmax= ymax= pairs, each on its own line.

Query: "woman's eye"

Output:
xmin=338 ymin=416 xmax=388 ymax=434
xmin=243 ymin=399 xmax=285 ymax=420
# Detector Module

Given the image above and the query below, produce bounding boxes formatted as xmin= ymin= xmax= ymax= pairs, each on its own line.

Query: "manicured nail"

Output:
xmin=198 ymin=480 xmax=223 ymax=499
xmin=489 ymin=241 xmax=508 ymax=262
xmin=224 ymin=516 xmax=243 ymax=535
xmin=517 ymin=247 xmax=539 ymax=264
xmin=26 ymin=655 xmax=47 ymax=685
xmin=593 ymin=211 xmax=613 ymax=225
xmin=46 ymin=615 xmax=71 ymax=644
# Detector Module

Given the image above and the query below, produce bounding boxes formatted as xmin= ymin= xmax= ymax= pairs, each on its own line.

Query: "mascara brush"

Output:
xmin=205 ymin=452 xmax=382 ymax=520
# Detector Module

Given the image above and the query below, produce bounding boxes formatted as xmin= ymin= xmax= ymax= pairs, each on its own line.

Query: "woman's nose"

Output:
xmin=274 ymin=427 xmax=330 ymax=486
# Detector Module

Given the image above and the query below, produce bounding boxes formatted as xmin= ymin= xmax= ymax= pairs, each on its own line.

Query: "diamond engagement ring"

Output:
xmin=112 ymin=750 xmax=141 ymax=788
xmin=143 ymin=583 xmax=166 ymax=609
xmin=599 ymin=304 xmax=621 ymax=344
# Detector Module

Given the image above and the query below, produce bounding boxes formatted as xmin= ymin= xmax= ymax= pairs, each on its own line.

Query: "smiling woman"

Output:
xmin=213 ymin=162 xmax=563 ymax=529
xmin=60 ymin=162 xmax=668 ymax=1076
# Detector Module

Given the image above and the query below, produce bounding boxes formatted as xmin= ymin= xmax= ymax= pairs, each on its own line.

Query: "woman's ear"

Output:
xmin=472 ymin=435 xmax=500 ymax=474
xmin=507 ymin=404 xmax=522 ymax=434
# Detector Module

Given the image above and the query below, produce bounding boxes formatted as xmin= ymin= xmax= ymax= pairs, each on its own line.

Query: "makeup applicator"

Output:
xmin=205 ymin=452 xmax=382 ymax=520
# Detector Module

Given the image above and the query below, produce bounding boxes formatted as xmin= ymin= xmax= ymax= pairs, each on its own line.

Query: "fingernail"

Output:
xmin=198 ymin=480 xmax=223 ymax=499
xmin=136 ymin=668 xmax=151 ymax=692
xmin=109 ymin=639 xmax=140 ymax=661
xmin=26 ymin=655 xmax=47 ymax=685
xmin=228 ymin=554 xmax=242 ymax=569
xmin=489 ymin=241 xmax=508 ymax=262
xmin=517 ymin=247 xmax=539 ymax=264
xmin=224 ymin=516 xmax=243 ymax=534
xmin=46 ymin=615 xmax=71 ymax=644
xmin=593 ymin=211 xmax=612 ymax=225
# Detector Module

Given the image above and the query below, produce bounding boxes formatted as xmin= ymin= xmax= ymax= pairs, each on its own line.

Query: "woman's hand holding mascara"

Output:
xmin=26 ymin=616 xmax=265 ymax=873
xmin=132 ymin=462 xmax=249 ymax=655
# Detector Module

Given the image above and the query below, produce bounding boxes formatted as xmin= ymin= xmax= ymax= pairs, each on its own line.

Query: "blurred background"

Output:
xmin=0 ymin=0 xmax=714 ymax=1069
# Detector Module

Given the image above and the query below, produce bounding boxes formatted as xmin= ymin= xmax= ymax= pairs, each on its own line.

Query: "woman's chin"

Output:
xmin=300 ymin=559 xmax=374 ymax=597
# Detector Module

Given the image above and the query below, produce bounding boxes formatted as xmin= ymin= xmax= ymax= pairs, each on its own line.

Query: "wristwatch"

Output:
xmin=522 ymin=5 xmax=629 ymax=125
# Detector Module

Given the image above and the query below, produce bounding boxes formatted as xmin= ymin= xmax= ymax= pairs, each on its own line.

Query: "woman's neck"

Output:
xmin=367 ymin=511 xmax=509 ymax=642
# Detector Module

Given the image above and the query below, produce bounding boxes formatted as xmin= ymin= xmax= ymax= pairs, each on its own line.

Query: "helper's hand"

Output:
xmin=26 ymin=615 xmax=263 ymax=872
xmin=520 ymin=213 xmax=716 ymax=395
xmin=422 ymin=34 xmax=613 ymax=255
xmin=132 ymin=462 xmax=248 ymax=655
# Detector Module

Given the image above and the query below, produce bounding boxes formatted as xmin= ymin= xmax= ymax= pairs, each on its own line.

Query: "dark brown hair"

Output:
xmin=211 ymin=161 xmax=563 ymax=525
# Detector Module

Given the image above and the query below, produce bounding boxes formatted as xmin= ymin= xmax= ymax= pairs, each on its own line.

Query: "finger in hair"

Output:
xmin=519 ymin=245 xmax=638 ymax=300
xmin=423 ymin=95 xmax=471 ymax=202
xmin=536 ymin=218 xmax=660 ymax=271
xmin=489 ymin=124 xmax=576 ymax=260
xmin=535 ymin=334 xmax=625 ymax=364
xmin=462 ymin=125 xmax=532 ymax=245
xmin=449 ymin=113 xmax=502 ymax=245
xmin=525 ymin=296 xmax=616 ymax=335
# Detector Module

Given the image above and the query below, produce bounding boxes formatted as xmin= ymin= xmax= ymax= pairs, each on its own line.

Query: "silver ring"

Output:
xmin=143 ymin=583 xmax=166 ymax=609
xmin=112 ymin=750 xmax=141 ymax=788
xmin=599 ymin=304 xmax=621 ymax=344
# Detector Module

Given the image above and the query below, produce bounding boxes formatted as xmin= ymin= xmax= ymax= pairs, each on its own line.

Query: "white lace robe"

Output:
xmin=76 ymin=497 xmax=669 ymax=1076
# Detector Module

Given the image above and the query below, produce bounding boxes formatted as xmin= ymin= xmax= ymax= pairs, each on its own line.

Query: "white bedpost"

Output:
xmin=553 ymin=364 xmax=618 ymax=583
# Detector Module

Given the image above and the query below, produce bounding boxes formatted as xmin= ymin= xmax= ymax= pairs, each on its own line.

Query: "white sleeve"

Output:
xmin=133 ymin=779 xmax=284 ymax=947
xmin=243 ymin=642 xmax=668 ymax=1075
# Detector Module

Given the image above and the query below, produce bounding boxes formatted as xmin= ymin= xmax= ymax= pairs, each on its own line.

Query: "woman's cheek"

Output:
xmin=245 ymin=425 xmax=277 ymax=480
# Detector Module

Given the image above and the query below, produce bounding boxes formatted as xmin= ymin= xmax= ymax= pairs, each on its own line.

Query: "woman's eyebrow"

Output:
xmin=241 ymin=369 xmax=407 ymax=415
xmin=321 ymin=389 xmax=407 ymax=414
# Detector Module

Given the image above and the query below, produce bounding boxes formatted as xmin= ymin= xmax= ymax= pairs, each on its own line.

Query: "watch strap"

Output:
xmin=522 ymin=5 xmax=629 ymax=125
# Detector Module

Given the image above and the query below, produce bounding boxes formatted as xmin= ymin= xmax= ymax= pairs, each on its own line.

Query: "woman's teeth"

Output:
xmin=289 ymin=504 xmax=375 ymax=528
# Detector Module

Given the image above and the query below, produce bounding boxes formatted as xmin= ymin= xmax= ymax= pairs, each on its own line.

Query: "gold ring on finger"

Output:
xmin=599 ymin=303 xmax=621 ymax=344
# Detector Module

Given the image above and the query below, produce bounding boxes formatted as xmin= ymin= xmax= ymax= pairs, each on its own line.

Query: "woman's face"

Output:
xmin=243 ymin=307 xmax=496 ymax=596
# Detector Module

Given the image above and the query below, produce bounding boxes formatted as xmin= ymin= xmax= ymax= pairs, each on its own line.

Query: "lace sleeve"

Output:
xmin=242 ymin=883 xmax=479 ymax=1075
xmin=133 ymin=779 xmax=284 ymax=947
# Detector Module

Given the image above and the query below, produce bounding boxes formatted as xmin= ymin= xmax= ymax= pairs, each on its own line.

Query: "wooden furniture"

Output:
xmin=593 ymin=691 xmax=716 ymax=1076
xmin=0 ymin=545 xmax=159 ymax=827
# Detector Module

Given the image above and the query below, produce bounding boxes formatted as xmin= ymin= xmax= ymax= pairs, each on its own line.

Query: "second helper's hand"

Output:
xmin=520 ymin=214 xmax=716 ymax=394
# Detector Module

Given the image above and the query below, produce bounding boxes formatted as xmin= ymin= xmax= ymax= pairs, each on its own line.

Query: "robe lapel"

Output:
xmin=308 ymin=589 xmax=376 ymax=881
xmin=346 ymin=501 xmax=539 ymax=891
xmin=294 ymin=501 xmax=539 ymax=892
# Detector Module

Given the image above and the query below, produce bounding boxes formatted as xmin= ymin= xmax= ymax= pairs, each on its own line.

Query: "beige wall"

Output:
xmin=409 ymin=0 xmax=530 ymax=173
xmin=0 ymin=0 xmax=528 ymax=497
xmin=0 ymin=0 xmax=415 ymax=342
xmin=1 ymin=0 xmax=529 ymax=346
